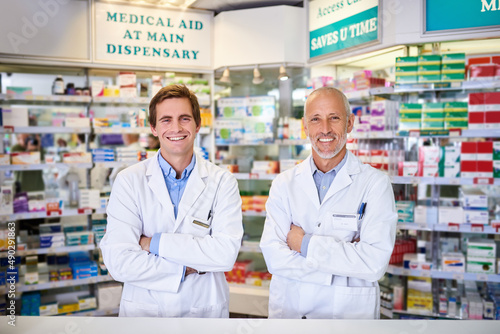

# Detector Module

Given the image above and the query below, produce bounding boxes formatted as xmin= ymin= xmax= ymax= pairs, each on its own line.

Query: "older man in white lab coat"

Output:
xmin=260 ymin=87 xmax=397 ymax=319
xmin=101 ymin=84 xmax=243 ymax=318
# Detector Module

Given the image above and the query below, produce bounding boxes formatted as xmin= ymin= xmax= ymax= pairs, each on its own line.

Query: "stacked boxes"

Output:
xmin=461 ymin=141 xmax=494 ymax=178
xmin=419 ymin=146 xmax=440 ymax=177
xmin=444 ymin=102 xmax=468 ymax=130
xmin=441 ymin=53 xmax=466 ymax=82
xmin=468 ymin=93 xmax=486 ymax=129
xmin=407 ymin=276 xmax=433 ymax=314
xmin=442 ymin=252 xmax=465 ymax=272
xmin=389 ymin=237 xmax=416 ymax=265
xmin=422 ymin=102 xmax=445 ymax=130
xmin=484 ymin=92 xmax=500 ymax=129
xmin=395 ymin=57 xmax=418 ymax=84
xmin=418 ymin=55 xmax=441 ymax=83
xmin=494 ymin=142 xmax=500 ymax=178
xmin=396 ymin=201 xmax=415 ymax=223
xmin=460 ymin=188 xmax=489 ymax=225
xmin=466 ymin=239 xmax=496 ymax=274
xmin=440 ymin=146 xmax=461 ymax=177
xmin=370 ymin=100 xmax=399 ymax=132
xmin=399 ymin=103 xmax=422 ymax=130
xmin=117 ymin=72 xmax=137 ymax=98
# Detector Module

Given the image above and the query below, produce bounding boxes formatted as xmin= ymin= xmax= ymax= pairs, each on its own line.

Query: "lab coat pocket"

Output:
xmin=186 ymin=215 xmax=211 ymax=238
xmin=189 ymin=301 xmax=228 ymax=318
xmin=119 ymin=299 xmax=159 ymax=317
xmin=332 ymin=285 xmax=377 ymax=319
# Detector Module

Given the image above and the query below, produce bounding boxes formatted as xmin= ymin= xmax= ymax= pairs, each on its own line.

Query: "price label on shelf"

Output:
xmin=49 ymin=210 xmax=61 ymax=217
xmin=410 ymin=177 xmax=421 ymax=184
xmin=78 ymin=208 xmax=93 ymax=215
xmin=249 ymin=173 xmax=259 ymax=180
xmin=4 ymin=126 xmax=14 ymax=133
xmin=421 ymin=270 xmax=431 ymax=277
xmin=25 ymin=95 xmax=34 ymax=100
xmin=402 ymin=269 xmax=411 ymax=276
xmin=452 ymin=273 xmax=464 ymax=280
xmin=473 ymin=177 xmax=493 ymax=185
xmin=449 ymin=178 xmax=461 ymax=185
xmin=471 ymin=224 xmax=484 ymax=232
xmin=476 ymin=274 xmax=488 ymax=281
xmin=448 ymin=223 xmax=460 ymax=232
xmin=409 ymin=130 xmax=420 ymax=138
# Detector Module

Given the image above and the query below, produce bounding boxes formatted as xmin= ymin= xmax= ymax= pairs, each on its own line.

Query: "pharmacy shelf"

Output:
xmin=0 ymin=163 xmax=93 ymax=171
xmin=1 ymin=244 xmax=95 ymax=257
xmin=233 ymin=173 xmax=277 ymax=180
xmin=354 ymin=129 xmax=500 ymax=139
xmin=391 ymin=309 xmax=462 ymax=320
xmin=229 ymin=283 xmax=269 ymax=317
xmin=199 ymin=127 xmax=211 ymax=135
xmin=242 ymin=210 xmax=266 ymax=217
xmin=61 ymin=307 xmax=119 ymax=317
xmin=0 ymin=207 xmax=106 ymax=222
xmin=386 ymin=265 xmax=500 ymax=282
xmin=240 ymin=241 xmax=262 ymax=253
xmin=92 ymin=96 xmax=150 ymax=105
xmin=380 ymin=306 xmax=393 ymax=318
xmin=0 ymin=126 xmax=91 ymax=134
xmin=93 ymin=127 xmax=151 ymax=134
xmin=276 ymin=139 xmax=310 ymax=145
xmin=433 ymin=223 xmax=500 ymax=234
xmin=349 ymin=131 xmax=395 ymax=139
xmin=0 ymin=94 xmax=91 ymax=104
xmin=15 ymin=275 xmax=114 ymax=293
xmin=94 ymin=161 xmax=139 ymax=168
xmin=397 ymin=222 xmax=433 ymax=231
xmin=391 ymin=176 xmax=500 ymax=186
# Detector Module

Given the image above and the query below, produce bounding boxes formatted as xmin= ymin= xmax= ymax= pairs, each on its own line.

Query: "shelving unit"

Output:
xmin=0 ymin=163 xmax=93 ymax=171
xmin=0 ymin=275 xmax=114 ymax=294
xmin=0 ymin=126 xmax=91 ymax=134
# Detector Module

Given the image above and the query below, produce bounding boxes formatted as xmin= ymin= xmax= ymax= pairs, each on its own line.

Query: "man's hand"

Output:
xmin=139 ymin=235 xmax=152 ymax=252
xmin=185 ymin=267 xmax=198 ymax=277
xmin=287 ymin=224 xmax=305 ymax=252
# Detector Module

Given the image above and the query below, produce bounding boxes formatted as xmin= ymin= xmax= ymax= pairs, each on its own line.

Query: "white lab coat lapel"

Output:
xmin=320 ymin=151 xmax=360 ymax=205
xmin=295 ymin=156 xmax=320 ymax=210
xmin=146 ymin=152 xmax=175 ymax=220
xmin=174 ymin=154 xmax=207 ymax=232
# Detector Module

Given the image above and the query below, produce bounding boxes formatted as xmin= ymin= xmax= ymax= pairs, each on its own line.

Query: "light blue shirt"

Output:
xmin=149 ymin=154 xmax=196 ymax=259
xmin=301 ymin=153 xmax=348 ymax=257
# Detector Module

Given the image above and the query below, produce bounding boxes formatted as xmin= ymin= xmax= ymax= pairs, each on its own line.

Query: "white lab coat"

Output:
xmin=100 ymin=152 xmax=243 ymax=318
xmin=260 ymin=151 xmax=397 ymax=319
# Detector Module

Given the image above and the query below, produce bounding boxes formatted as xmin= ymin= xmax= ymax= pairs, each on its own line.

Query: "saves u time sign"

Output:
xmin=310 ymin=17 xmax=376 ymax=51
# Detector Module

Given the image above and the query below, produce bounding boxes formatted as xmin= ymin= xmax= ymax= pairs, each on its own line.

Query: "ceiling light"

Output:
xmin=219 ymin=68 xmax=231 ymax=83
xmin=278 ymin=65 xmax=289 ymax=81
xmin=252 ymin=66 xmax=264 ymax=85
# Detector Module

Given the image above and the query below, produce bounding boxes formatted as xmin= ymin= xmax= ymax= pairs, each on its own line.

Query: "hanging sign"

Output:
xmin=309 ymin=0 xmax=379 ymax=59
xmin=425 ymin=0 xmax=500 ymax=33
xmin=94 ymin=2 xmax=212 ymax=68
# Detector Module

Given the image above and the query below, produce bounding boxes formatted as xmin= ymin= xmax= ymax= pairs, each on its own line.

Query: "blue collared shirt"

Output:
xmin=301 ymin=153 xmax=348 ymax=257
xmin=149 ymin=153 xmax=196 ymax=256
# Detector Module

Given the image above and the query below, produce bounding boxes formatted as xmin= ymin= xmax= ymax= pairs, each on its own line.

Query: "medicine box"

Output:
xmin=460 ymin=188 xmax=488 ymax=209
xmin=442 ymin=252 xmax=465 ymax=272
xmin=396 ymin=57 xmax=418 ymax=66
xmin=11 ymin=152 xmax=41 ymax=165
xmin=463 ymin=209 xmax=489 ymax=225
xmin=441 ymin=53 xmax=465 ymax=64
xmin=493 ymin=142 xmax=500 ymax=160
xmin=439 ymin=206 xmax=464 ymax=224
xmin=467 ymin=239 xmax=496 ymax=258
xmin=466 ymin=257 xmax=496 ymax=274
xmin=39 ymin=303 xmax=58 ymax=316
xmin=418 ymin=55 xmax=441 ymax=65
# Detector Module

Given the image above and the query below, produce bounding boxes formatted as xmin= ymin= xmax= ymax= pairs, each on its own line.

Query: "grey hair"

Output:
xmin=305 ymin=86 xmax=351 ymax=117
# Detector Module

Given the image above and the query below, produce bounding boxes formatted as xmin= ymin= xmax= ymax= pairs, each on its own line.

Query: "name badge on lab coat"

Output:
xmin=331 ymin=213 xmax=357 ymax=231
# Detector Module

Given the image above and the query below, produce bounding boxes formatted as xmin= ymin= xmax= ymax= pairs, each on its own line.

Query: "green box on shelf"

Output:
xmin=445 ymin=119 xmax=468 ymax=129
xmin=441 ymin=53 xmax=466 ymax=64
xmin=396 ymin=56 xmax=418 ymax=66
xmin=422 ymin=112 xmax=445 ymax=119
xmin=398 ymin=119 xmax=421 ymax=131
xmin=396 ymin=75 xmax=418 ymax=83
xmin=400 ymin=103 xmax=422 ymax=112
xmin=441 ymin=73 xmax=465 ymax=82
xmin=400 ymin=113 xmax=422 ymax=120
xmin=494 ymin=161 xmax=500 ymax=178
xmin=444 ymin=102 xmax=468 ymax=112
xmin=445 ymin=111 xmax=469 ymax=118
xmin=421 ymin=120 xmax=444 ymax=130
xmin=417 ymin=55 xmax=441 ymax=65
xmin=423 ymin=102 xmax=445 ymax=111
xmin=441 ymin=63 xmax=466 ymax=73
xmin=494 ymin=142 xmax=500 ymax=160
xmin=418 ymin=65 xmax=441 ymax=75
xmin=418 ymin=74 xmax=442 ymax=82
xmin=396 ymin=66 xmax=418 ymax=74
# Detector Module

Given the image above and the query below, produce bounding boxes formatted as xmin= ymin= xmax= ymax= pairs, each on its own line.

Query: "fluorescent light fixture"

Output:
xmin=252 ymin=66 xmax=264 ymax=85
xmin=278 ymin=65 xmax=289 ymax=81
xmin=219 ymin=68 xmax=231 ymax=83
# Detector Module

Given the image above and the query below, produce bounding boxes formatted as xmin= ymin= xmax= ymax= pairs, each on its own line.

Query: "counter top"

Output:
xmin=2 ymin=316 xmax=499 ymax=334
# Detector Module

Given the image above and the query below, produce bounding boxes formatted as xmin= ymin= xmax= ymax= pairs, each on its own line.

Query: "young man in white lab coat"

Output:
xmin=100 ymin=84 xmax=243 ymax=318
xmin=260 ymin=87 xmax=397 ymax=319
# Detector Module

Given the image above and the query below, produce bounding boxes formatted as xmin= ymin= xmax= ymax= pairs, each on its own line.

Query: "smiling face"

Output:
xmin=303 ymin=88 xmax=354 ymax=171
xmin=150 ymin=97 xmax=200 ymax=162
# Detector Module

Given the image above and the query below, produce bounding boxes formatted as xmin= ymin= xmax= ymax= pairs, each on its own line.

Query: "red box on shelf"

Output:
xmin=461 ymin=160 xmax=478 ymax=178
